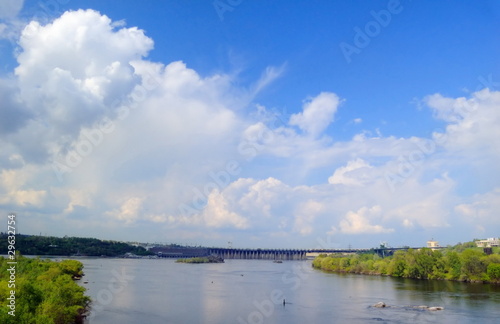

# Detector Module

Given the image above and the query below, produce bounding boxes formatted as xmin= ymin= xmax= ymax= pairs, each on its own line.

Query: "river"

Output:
xmin=75 ymin=258 xmax=500 ymax=324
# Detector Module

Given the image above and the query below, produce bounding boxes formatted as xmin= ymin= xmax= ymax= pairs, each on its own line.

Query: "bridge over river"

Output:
xmin=150 ymin=246 xmax=440 ymax=260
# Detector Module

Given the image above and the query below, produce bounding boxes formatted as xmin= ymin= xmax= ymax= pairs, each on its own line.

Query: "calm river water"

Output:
xmin=75 ymin=258 xmax=500 ymax=324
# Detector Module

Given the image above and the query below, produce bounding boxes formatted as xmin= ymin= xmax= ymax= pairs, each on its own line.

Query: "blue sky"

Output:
xmin=0 ymin=0 xmax=499 ymax=249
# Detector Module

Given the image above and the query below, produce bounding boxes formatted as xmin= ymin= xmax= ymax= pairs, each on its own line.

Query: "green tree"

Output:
xmin=460 ymin=249 xmax=486 ymax=281
xmin=444 ymin=251 xmax=461 ymax=280
xmin=487 ymin=263 xmax=500 ymax=283
xmin=387 ymin=251 xmax=406 ymax=277
xmin=0 ymin=256 xmax=90 ymax=324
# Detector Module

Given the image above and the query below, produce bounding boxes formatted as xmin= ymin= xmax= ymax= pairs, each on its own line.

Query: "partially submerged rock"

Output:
xmin=371 ymin=302 xmax=444 ymax=311
xmin=412 ymin=305 xmax=444 ymax=311
xmin=373 ymin=302 xmax=386 ymax=308
xmin=207 ymin=255 xmax=224 ymax=263
xmin=427 ymin=306 xmax=444 ymax=311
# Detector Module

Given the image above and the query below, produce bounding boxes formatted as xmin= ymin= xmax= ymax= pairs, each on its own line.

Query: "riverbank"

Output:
xmin=0 ymin=233 xmax=152 ymax=257
xmin=312 ymin=246 xmax=500 ymax=284
xmin=0 ymin=255 xmax=90 ymax=323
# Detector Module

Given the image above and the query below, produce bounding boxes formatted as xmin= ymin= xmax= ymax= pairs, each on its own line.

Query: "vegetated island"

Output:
xmin=176 ymin=256 xmax=224 ymax=263
xmin=0 ymin=255 xmax=90 ymax=324
xmin=312 ymin=242 xmax=500 ymax=284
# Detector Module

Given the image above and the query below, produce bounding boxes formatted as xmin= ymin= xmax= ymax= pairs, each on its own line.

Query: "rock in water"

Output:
xmin=428 ymin=306 xmax=444 ymax=311
xmin=207 ymin=255 xmax=224 ymax=263
xmin=373 ymin=302 xmax=386 ymax=308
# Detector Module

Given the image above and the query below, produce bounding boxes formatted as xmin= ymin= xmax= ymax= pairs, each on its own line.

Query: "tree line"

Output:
xmin=0 ymin=234 xmax=153 ymax=257
xmin=0 ymin=255 xmax=90 ymax=324
xmin=312 ymin=244 xmax=500 ymax=283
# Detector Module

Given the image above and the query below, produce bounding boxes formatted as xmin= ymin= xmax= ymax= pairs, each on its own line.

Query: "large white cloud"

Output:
xmin=12 ymin=9 xmax=152 ymax=157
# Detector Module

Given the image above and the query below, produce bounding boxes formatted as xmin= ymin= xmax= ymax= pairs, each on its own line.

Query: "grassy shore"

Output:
xmin=312 ymin=245 xmax=500 ymax=284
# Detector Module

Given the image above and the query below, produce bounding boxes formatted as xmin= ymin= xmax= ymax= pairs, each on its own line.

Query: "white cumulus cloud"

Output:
xmin=328 ymin=158 xmax=373 ymax=186
xmin=336 ymin=206 xmax=393 ymax=234
xmin=289 ymin=92 xmax=341 ymax=137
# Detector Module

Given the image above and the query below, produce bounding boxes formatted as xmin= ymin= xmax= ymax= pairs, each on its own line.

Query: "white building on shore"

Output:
xmin=427 ymin=240 xmax=440 ymax=249
xmin=475 ymin=238 xmax=500 ymax=248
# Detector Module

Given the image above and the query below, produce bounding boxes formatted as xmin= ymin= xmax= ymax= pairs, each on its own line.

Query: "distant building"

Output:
xmin=475 ymin=238 xmax=500 ymax=248
xmin=427 ymin=240 xmax=439 ymax=249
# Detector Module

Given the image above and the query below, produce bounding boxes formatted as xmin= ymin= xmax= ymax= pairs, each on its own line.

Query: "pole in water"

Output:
xmin=283 ymin=299 xmax=285 ymax=306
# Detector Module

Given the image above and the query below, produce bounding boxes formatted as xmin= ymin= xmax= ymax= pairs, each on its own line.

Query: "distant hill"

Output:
xmin=0 ymin=233 xmax=153 ymax=257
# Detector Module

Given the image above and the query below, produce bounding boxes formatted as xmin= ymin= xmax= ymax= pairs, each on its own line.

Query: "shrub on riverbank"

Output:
xmin=0 ymin=255 xmax=90 ymax=324
xmin=312 ymin=246 xmax=500 ymax=284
